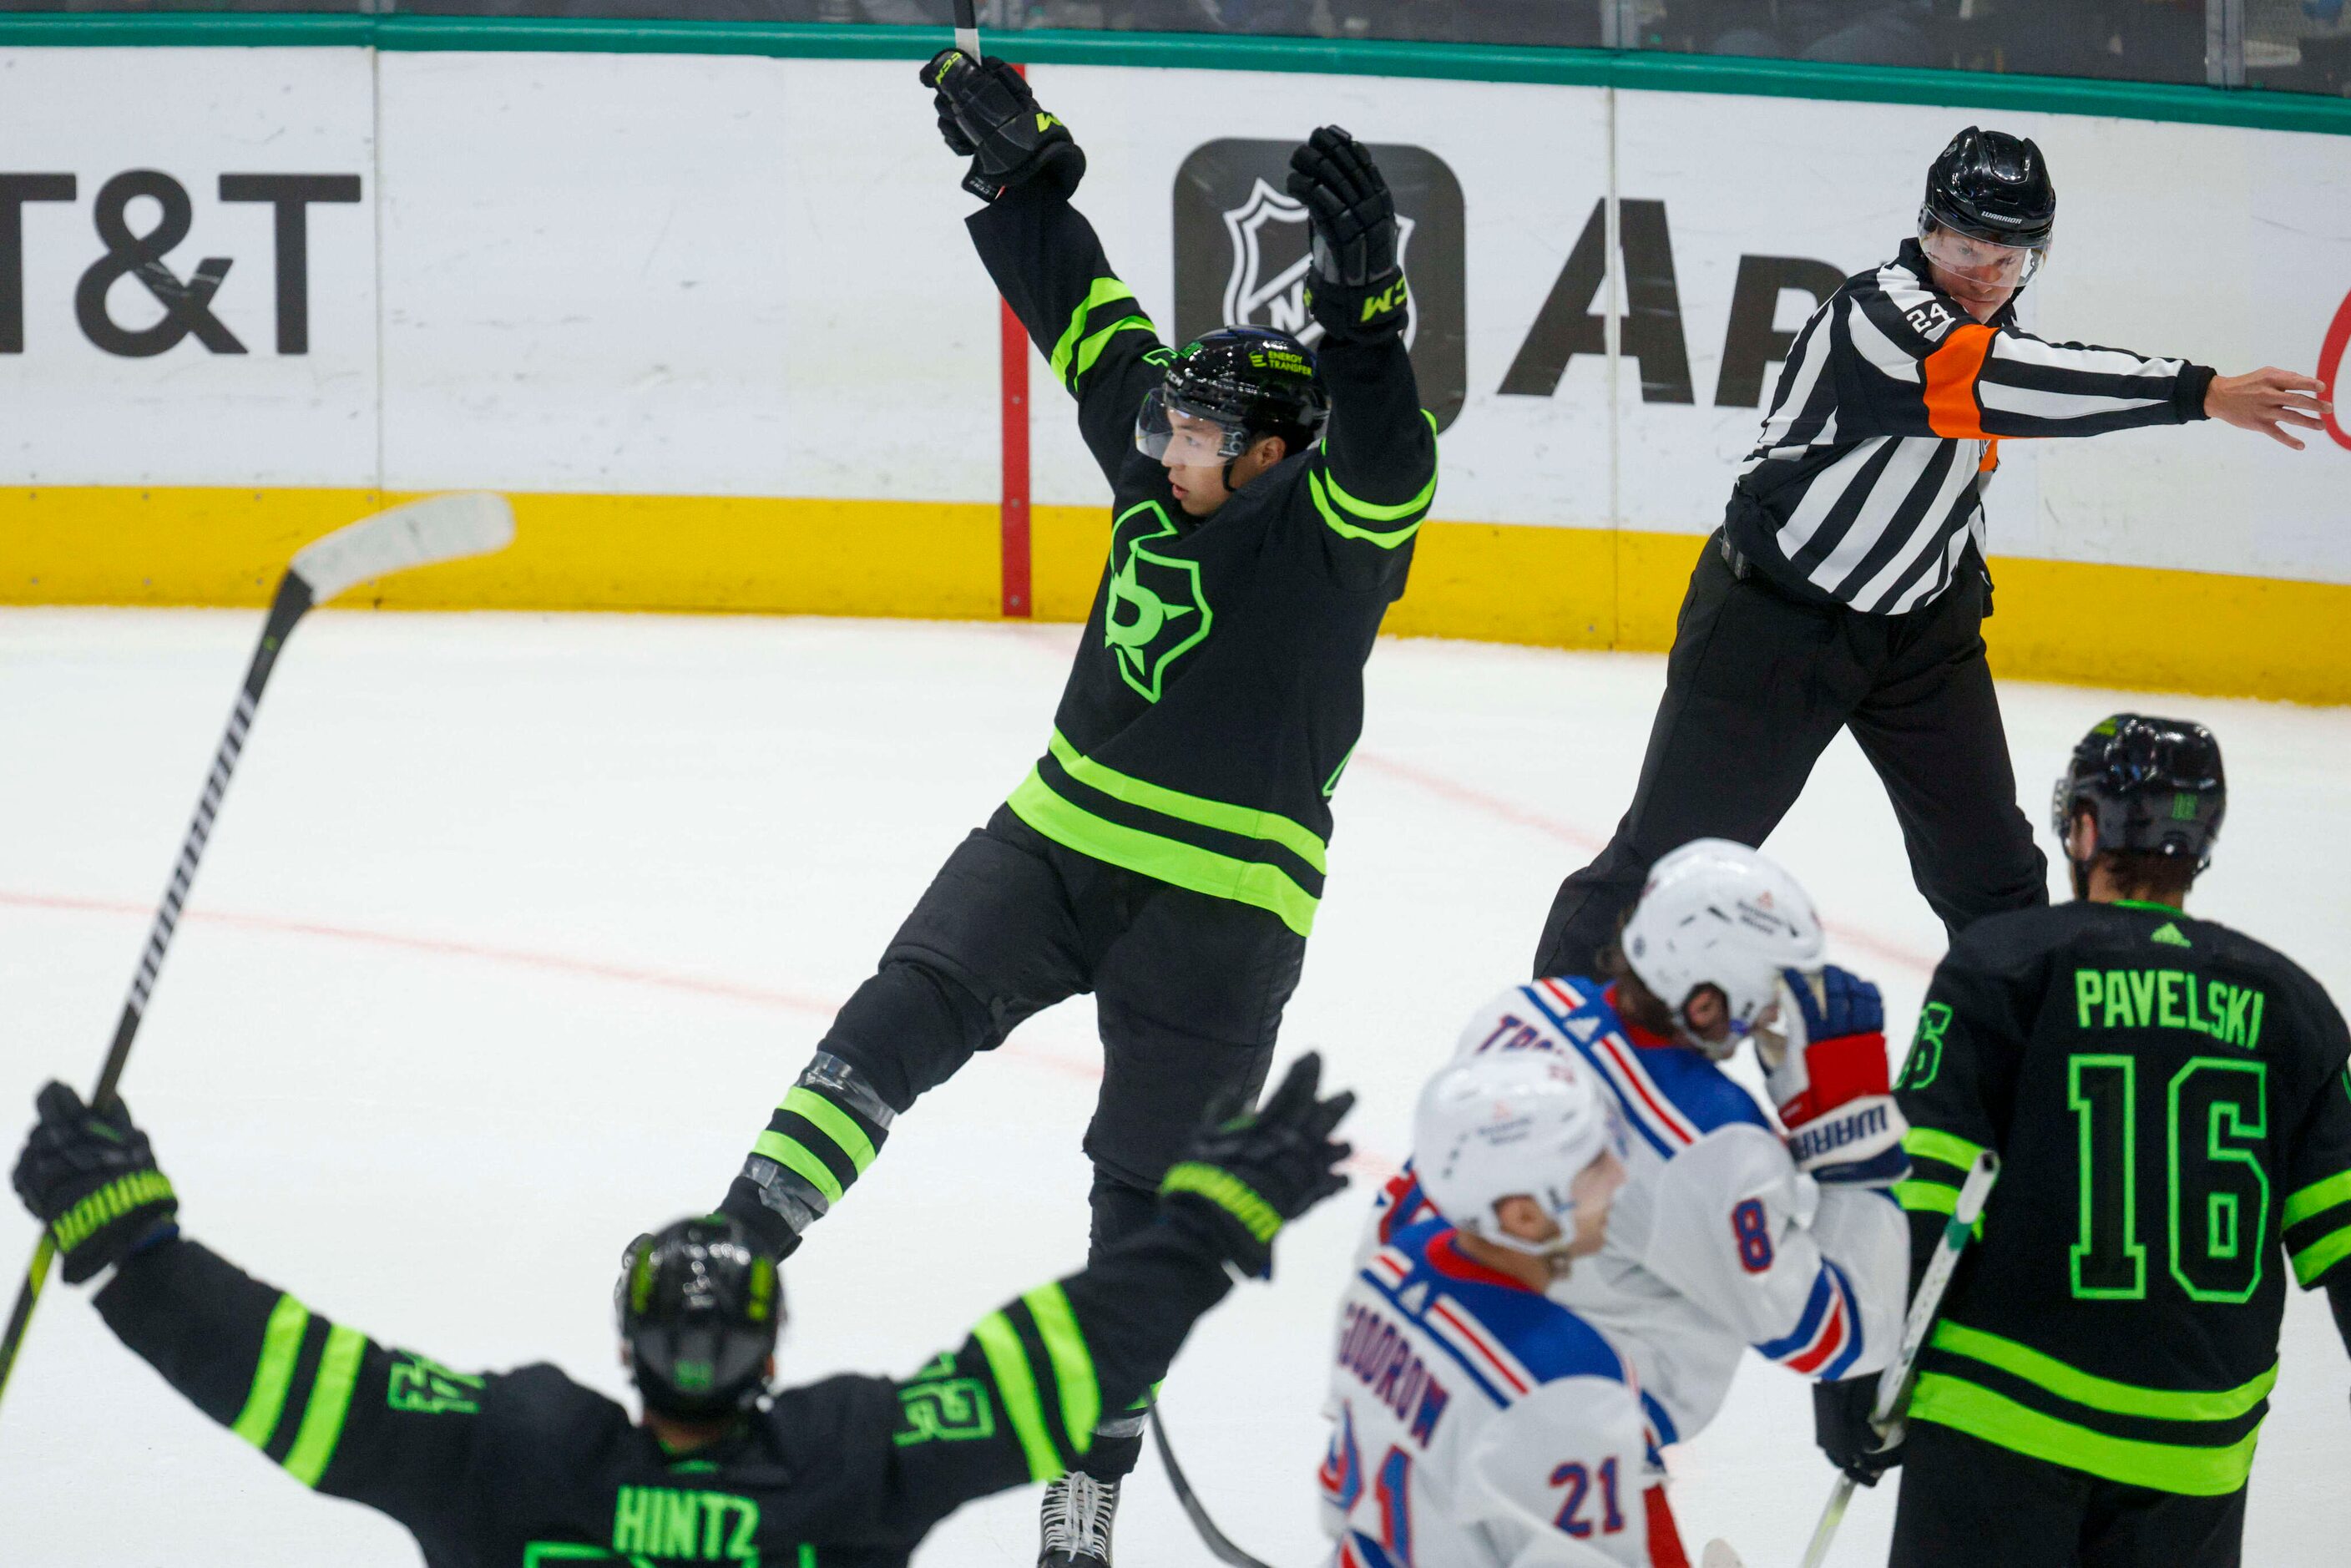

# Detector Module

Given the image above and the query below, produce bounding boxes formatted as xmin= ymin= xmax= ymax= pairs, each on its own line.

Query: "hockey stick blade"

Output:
xmin=291 ymin=491 xmax=515 ymax=605
xmin=1151 ymin=1411 xmax=1276 ymax=1568
xmin=953 ymin=0 xmax=982 ymax=58
xmin=0 ymin=492 xmax=515 ymax=1422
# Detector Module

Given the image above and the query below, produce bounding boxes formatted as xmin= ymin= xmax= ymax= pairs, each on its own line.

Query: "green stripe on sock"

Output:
xmin=230 ymin=1294 xmax=311 ymax=1449
xmin=753 ymin=1130 xmax=847 ymax=1206
xmin=1022 ymin=1283 xmax=1100 ymax=1453
xmin=781 ymin=1088 xmax=877 ymax=1173
xmin=971 ymin=1312 xmax=1062 ymax=1483
xmin=284 ymin=1323 xmax=367 ymax=1486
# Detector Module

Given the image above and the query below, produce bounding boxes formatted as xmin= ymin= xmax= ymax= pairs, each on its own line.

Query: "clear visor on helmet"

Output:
xmin=1135 ymin=387 xmax=1251 ymax=466
xmin=1919 ymin=220 xmax=2046 ymax=293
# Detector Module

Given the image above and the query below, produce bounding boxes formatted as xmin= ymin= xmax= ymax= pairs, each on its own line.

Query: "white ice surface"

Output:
xmin=1 ymin=609 xmax=2345 ymax=1565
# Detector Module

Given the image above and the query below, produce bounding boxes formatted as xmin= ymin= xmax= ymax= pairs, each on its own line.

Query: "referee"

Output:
xmin=1534 ymin=126 xmax=2332 ymax=982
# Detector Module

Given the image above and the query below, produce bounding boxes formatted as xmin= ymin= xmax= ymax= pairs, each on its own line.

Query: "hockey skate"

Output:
xmin=1038 ymin=1469 xmax=1118 ymax=1567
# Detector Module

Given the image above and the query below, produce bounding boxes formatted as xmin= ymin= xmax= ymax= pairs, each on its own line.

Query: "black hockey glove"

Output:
xmin=1159 ymin=1052 xmax=1353 ymax=1278
xmin=920 ymin=49 xmax=1085 ymax=204
xmin=12 ymin=1083 xmax=179 ymax=1284
xmin=1287 ymin=126 xmax=1407 ymax=342
xmin=1813 ymin=1373 xmax=1904 ymax=1486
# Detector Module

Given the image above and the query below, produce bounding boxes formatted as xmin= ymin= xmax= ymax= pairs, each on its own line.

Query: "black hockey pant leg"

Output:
xmin=1847 ymin=569 xmax=2049 ymax=943
xmin=746 ymin=822 xmax=1089 ymax=1238
xmin=1070 ymin=885 xmax=1301 ymax=1481
xmin=1533 ymin=535 xmax=1860 ymax=977
xmin=1890 ymin=1422 xmax=2089 ymax=1568
xmin=2080 ymin=1476 xmax=2246 ymax=1568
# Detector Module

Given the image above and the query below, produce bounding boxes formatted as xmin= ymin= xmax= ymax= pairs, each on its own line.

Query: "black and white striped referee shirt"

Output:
xmin=1724 ymin=238 xmax=2215 ymax=615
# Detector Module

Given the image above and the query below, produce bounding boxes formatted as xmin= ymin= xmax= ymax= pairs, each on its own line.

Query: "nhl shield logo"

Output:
xmin=1105 ymin=500 xmax=1212 ymax=704
xmin=1175 ymin=139 xmax=1467 ymax=431
xmin=1218 ymin=177 xmax=1419 ymax=351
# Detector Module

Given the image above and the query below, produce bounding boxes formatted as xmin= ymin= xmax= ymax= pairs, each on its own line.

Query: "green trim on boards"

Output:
xmin=0 ymin=15 xmax=2345 ymax=138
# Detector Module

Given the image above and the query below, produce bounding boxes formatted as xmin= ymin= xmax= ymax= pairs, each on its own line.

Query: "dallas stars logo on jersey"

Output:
xmin=1105 ymin=500 xmax=1213 ymax=702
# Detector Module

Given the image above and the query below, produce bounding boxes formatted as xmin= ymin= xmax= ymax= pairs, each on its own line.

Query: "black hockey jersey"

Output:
xmin=92 ymin=1219 xmax=1234 ymax=1566
xmin=966 ymin=184 xmax=1437 ymax=939
xmin=1894 ymin=898 xmax=2351 ymax=1496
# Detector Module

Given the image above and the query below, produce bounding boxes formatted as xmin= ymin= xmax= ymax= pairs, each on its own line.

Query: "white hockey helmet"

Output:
xmin=1619 ymin=837 xmax=1823 ymax=1052
xmin=1413 ymin=1051 xmax=1623 ymax=1259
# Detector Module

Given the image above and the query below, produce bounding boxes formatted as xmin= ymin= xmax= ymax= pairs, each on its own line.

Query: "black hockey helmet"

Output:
xmin=2050 ymin=714 xmax=2227 ymax=874
xmin=1922 ymin=126 xmax=2055 ymax=250
xmin=616 ymin=1215 xmax=783 ymax=1419
xmin=1135 ymin=327 xmax=1331 ymax=466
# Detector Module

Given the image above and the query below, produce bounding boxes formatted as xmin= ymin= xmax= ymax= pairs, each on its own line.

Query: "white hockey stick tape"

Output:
xmin=290 ymin=492 xmax=517 ymax=604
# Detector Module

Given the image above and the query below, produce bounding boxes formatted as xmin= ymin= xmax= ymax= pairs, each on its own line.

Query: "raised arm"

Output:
xmin=13 ymin=1085 xmax=507 ymax=1555
xmin=862 ymin=1054 xmax=1358 ymax=1531
xmin=1837 ymin=266 xmax=2227 ymax=443
xmin=925 ymin=51 xmax=1167 ymax=487
xmin=1287 ymin=128 xmax=1438 ymax=590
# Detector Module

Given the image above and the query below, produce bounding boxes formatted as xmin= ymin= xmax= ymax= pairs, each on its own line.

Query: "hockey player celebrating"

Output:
xmin=715 ymin=56 xmax=1435 ymax=1565
xmin=1322 ymin=1050 xmax=1648 ymax=1565
xmin=1366 ymin=841 xmax=1910 ymax=1558
xmin=11 ymin=1055 xmax=1354 ymax=1567
xmin=1815 ymin=716 xmax=2351 ymax=1567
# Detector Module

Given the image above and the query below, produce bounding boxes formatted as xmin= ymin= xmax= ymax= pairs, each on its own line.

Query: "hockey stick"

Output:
xmin=0 ymin=493 xmax=516 ymax=1417
xmin=1152 ymin=1410 xmax=1277 ymax=1568
xmin=953 ymin=0 xmax=982 ymax=59
xmin=1793 ymin=1149 xmax=2000 ymax=1568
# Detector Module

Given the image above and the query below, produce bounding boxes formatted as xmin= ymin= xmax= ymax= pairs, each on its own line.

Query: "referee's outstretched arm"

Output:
xmin=1533 ymin=125 xmax=2328 ymax=984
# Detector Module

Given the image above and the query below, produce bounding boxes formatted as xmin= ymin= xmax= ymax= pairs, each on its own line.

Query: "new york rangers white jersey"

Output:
xmin=1369 ymin=977 xmax=1908 ymax=1450
xmin=1322 ymin=1216 xmax=1661 ymax=1568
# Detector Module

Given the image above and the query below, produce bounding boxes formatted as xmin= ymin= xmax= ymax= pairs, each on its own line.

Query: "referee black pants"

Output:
xmin=1533 ymin=533 xmax=2046 ymax=977
xmin=1891 ymin=1422 xmax=2247 ymax=1568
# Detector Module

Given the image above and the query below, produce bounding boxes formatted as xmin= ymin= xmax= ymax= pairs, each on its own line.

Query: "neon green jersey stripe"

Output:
xmin=1904 ymin=1127 xmax=1989 ymax=1173
xmin=1022 ymin=1283 xmax=1100 ymax=1454
xmin=231 ymin=1294 xmax=312 ymax=1449
xmin=1008 ymin=770 xmax=1317 ymax=937
xmin=2290 ymin=1223 xmax=2351 ymax=1287
xmin=971 ymin=1312 xmax=1063 ymax=1483
xmin=1069 ymin=314 xmax=1155 ymax=388
xmin=1894 ymin=1178 xmax=1959 ymax=1215
xmin=781 ymin=1088 xmax=877 ymax=1173
xmin=1046 ymin=729 xmax=1327 ymax=873
xmin=2283 ymin=1168 xmax=2351 ymax=1228
xmin=1049 ymin=279 xmax=1140 ymax=388
xmin=1908 ymin=1373 xmax=2262 ymax=1495
xmin=1319 ymin=425 xmax=1438 ymax=521
xmin=284 ymin=1323 xmax=367 ymax=1487
xmin=1308 ymin=472 xmax=1423 ymax=549
xmin=753 ymin=1130 xmax=847 ymax=1206
xmin=1930 ymin=1323 xmax=2275 ymax=1422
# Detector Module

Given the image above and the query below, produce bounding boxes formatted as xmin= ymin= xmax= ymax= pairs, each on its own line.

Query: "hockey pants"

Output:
xmin=776 ymin=806 xmax=1302 ymax=1478
xmin=1891 ymin=1421 xmax=2247 ymax=1568
xmin=1533 ymin=531 xmax=2047 ymax=978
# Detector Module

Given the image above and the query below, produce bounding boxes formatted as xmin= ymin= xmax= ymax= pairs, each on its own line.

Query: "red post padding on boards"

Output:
xmin=997 ymin=62 xmax=1034 ymax=618
xmin=1000 ymin=292 xmax=1031 ymax=617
